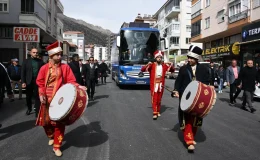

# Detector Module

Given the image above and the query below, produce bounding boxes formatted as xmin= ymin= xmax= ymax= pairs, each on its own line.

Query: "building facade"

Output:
xmin=190 ymin=0 xmax=260 ymax=67
xmin=85 ymin=44 xmax=94 ymax=59
xmin=106 ymin=34 xmax=116 ymax=61
xmin=63 ymin=31 xmax=85 ymax=59
xmin=134 ymin=13 xmax=157 ymax=27
xmin=0 ymin=0 xmax=64 ymax=64
xmin=93 ymin=45 xmax=108 ymax=61
xmin=153 ymin=0 xmax=202 ymax=63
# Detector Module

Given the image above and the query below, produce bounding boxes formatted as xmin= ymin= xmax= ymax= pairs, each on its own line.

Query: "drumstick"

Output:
xmin=162 ymin=86 xmax=178 ymax=98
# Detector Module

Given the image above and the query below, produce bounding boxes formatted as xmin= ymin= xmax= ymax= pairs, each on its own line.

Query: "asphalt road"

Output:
xmin=0 ymin=78 xmax=260 ymax=160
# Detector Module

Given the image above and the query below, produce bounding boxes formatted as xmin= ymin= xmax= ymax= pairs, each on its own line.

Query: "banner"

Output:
xmin=13 ymin=27 xmax=40 ymax=42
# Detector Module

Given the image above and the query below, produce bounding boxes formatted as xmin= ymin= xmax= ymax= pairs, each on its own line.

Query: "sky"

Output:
xmin=62 ymin=0 xmax=167 ymax=33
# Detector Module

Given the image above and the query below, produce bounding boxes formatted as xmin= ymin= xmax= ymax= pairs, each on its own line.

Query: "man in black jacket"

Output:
xmin=173 ymin=45 xmax=210 ymax=151
xmin=237 ymin=59 xmax=260 ymax=113
xmin=99 ymin=60 xmax=109 ymax=84
xmin=21 ymin=48 xmax=44 ymax=116
xmin=82 ymin=57 xmax=98 ymax=101
xmin=68 ymin=54 xmax=82 ymax=84
xmin=7 ymin=58 xmax=22 ymax=100
xmin=0 ymin=62 xmax=14 ymax=128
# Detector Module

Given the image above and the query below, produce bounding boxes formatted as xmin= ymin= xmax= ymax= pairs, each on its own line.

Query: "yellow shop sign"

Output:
xmin=202 ymin=42 xmax=240 ymax=57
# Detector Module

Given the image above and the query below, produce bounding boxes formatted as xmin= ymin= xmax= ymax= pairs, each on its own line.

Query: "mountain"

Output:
xmin=58 ymin=14 xmax=113 ymax=46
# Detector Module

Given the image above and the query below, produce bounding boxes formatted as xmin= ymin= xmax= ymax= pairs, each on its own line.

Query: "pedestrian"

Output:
xmin=68 ymin=54 xmax=82 ymax=84
xmin=216 ymin=65 xmax=225 ymax=93
xmin=7 ymin=58 xmax=22 ymax=100
xmin=99 ymin=60 xmax=109 ymax=84
xmin=94 ymin=59 xmax=100 ymax=85
xmin=141 ymin=50 xmax=174 ymax=120
xmin=21 ymin=48 xmax=44 ymax=116
xmin=237 ymin=59 xmax=260 ymax=113
xmin=172 ymin=45 xmax=210 ymax=151
xmin=226 ymin=59 xmax=241 ymax=105
xmin=0 ymin=62 xmax=14 ymax=128
xmin=36 ymin=41 xmax=87 ymax=157
xmin=209 ymin=61 xmax=216 ymax=86
xmin=82 ymin=57 xmax=99 ymax=101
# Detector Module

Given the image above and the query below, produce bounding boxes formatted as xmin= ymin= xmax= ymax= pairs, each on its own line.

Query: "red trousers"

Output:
xmin=183 ymin=115 xmax=198 ymax=145
xmin=43 ymin=123 xmax=65 ymax=149
xmin=152 ymin=91 xmax=163 ymax=115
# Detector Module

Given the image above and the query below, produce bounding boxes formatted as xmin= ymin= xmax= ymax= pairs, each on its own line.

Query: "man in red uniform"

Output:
xmin=36 ymin=41 xmax=87 ymax=157
xmin=172 ymin=45 xmax=210 ymax=151
xmin=141 ymin=50 xmax=174 ymax=120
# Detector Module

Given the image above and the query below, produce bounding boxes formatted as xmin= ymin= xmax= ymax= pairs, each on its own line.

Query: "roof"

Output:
xmin=63 ymin=41 xmax=78 ymax=48
xmin=153 ymin=0 xmax=171 ymax=18
xmin=64 ymin=31 xmax=84 ymax=34
xmin=121 ymin=27 xmax=159 ymax=32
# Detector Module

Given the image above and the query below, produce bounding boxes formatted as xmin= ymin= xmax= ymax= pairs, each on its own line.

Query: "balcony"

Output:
xmin=170 ymin=43 xmax=180 ymax=50
xmin=165 ymin=6 xmax=180 ymax=19
xmin=228 ymin=10 xmax=248 ymax=24
xmin=19 ymin=12 xmax=46 ymax=31
xmin=57 ymin=0 xmax=64 ymax=13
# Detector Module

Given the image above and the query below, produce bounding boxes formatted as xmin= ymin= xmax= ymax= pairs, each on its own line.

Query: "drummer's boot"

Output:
xmin=193 ymin=141 xmax=197 ymax=145
xmin=188 ymin=145 xmax=195 ymax=151
xmin=153 ymin=115 xmax=157 ymax=120
xmin=53 ymin=149 xmax=62 ymax=157
xmin=48 ymin=139 xmax=54 ymax=146
xmin=157 ymin=113 xmax=161 ymax=117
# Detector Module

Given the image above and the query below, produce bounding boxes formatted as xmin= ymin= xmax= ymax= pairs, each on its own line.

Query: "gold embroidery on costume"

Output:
xmin=78 ymin=100 xmax=83 ymax=108
xmin=204 ymin=89 xmax=209 ymax=95
xmin=199 ymin=102 xmax=205 ymax=109
xmin=58 ymin=135 xmax=63 ymax=143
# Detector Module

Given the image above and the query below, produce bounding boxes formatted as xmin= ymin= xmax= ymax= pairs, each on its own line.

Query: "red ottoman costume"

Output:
xmin=141 ymin=50 xmax=174 ymax=119
xmin=36 ymin=41 xmax=79 ymax=156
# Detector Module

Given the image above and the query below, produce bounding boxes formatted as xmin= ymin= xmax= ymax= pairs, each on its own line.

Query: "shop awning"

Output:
xmin=237 ymin=39 xmax=260 ymax=45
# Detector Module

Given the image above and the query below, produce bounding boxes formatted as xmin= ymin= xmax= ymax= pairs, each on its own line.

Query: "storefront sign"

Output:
xmin=202 ymin=42 xmax=239 ymax=58
xmin=13 ymin=27 xmax=40 ymax=42
xmin=242 ymin=21 xmax=260 ymax=42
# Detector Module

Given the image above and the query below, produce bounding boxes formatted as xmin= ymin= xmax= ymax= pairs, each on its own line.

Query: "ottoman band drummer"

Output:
xmin=172 ymin=45 xmax=210 ymax=151
xmin=141 ymin=50 xmax=175 ymax=120
xmin=36 ymin=41 xmax=87 ymax=157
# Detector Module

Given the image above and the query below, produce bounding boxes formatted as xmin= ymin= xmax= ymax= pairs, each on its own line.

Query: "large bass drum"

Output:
xmin=180 ymin=81 xmax=216 ymax=118
xmin=49 ymin=83 xmax=88 ymax=125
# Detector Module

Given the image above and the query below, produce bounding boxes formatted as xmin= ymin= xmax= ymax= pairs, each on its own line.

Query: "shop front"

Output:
xmin=201 ymin=42 xmax=240 ymax=68
xmin=240 ymin=21 xmax=260 ymax=66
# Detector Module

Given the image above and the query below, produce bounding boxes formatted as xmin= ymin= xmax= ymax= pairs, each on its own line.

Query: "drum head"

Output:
xmin=180 ymin=81 xmax=199 ymax=111
xmin=49 ymin=84 xmax=77 ymax=121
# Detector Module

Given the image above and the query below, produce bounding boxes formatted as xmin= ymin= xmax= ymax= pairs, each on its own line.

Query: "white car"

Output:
xmin=254 ymin=83 xmax=260 ymax=98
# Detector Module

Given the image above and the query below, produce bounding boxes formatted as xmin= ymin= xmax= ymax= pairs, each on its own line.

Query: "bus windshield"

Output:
xmin=120 ymin=30 xmax=160 ymax=64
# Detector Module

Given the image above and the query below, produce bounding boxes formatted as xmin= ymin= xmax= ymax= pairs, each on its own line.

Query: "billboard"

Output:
xmin=13 ymin=27 xmax=40 ymax=42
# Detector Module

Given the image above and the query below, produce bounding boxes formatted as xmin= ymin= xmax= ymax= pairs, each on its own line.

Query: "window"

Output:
xmin=48 ymin=13 xmax=51 ymax=28
xmin=170 ymin=37 xmax=179 ymax=45
xmin=0 ymin=27 xmax=13 ymax=38
xmin=186 ymin=25 xmax=191 ymax=32
xmin=172 ymin=24 xmax=180 ymax=30
xmin=205 ymin=42 xmax=211 ymax=49
xmin=217 ymin=10 xmax=225 ymax=23
xmin=205 ymin=17 xmax=210 ymax=29
xmin=211 ymin=38 xmax=223 ymax=47
xmin=229 ymin=3 xmax=241 ymax=16
xmin=206 ymin=0 xmax=210 ymax=7
xmin=21 ymin=0 xmax=34 ymax=13
xmin=186 ymin=38 xmax=191 ymax=44
xmin=252 ymin=0 xmax=260 ymax=9
xmin=0 ymin=0 xmax=8 ymax=12
xmin=191 ymin=20 xmax=201 ymax=37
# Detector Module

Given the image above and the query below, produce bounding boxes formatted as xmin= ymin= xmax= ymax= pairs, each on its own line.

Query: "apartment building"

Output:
xmin=0 ymin=0 xmax=64 ymax=63
xmin=85 ymin=44 xmax=94 ymax=59
xmin=134 ymin=13 xmax=157 ymax=27
xmin=191 ymin=0 xmax=260 ymax=66
xmin=93 ymin=45 xmax=108 ymax=61
xmin=63 ymin=31 xmax=85 ymax=59
xmin=106 ymin=34 xmax=116 ymax=61
xmin=153 ymin=0 xmax=202 ymax=63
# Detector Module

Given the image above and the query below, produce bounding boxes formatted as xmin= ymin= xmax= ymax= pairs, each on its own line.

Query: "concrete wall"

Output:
xmin=0 ymin=39 xmax=25 ymax=63
xmin=0 ymin=0 xmax=21 ymax=23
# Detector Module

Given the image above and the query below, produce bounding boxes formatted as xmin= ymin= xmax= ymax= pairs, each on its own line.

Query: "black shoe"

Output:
xmin=234 ymin=100 xmax=237 ymax=103
xmin=0 ymin=124 xmax=2 ymax=128
xmin=229 ymin=102 xmax=235 ymax=106
xmin=241 ymin=106 xmax=248 ymax=111
xmin=26 ymin=109 xmax=32 ymax=115
xmin=250 ymin=108 xmax=256 ymax=113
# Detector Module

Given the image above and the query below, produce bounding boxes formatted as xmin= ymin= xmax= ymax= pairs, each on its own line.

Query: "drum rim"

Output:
xmin=50 ymin=83 xmax=77 ymax=121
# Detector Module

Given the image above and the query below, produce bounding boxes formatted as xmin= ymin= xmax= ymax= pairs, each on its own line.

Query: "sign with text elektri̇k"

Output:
xmin=13 ymin=27 xmax=40 ymax=42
